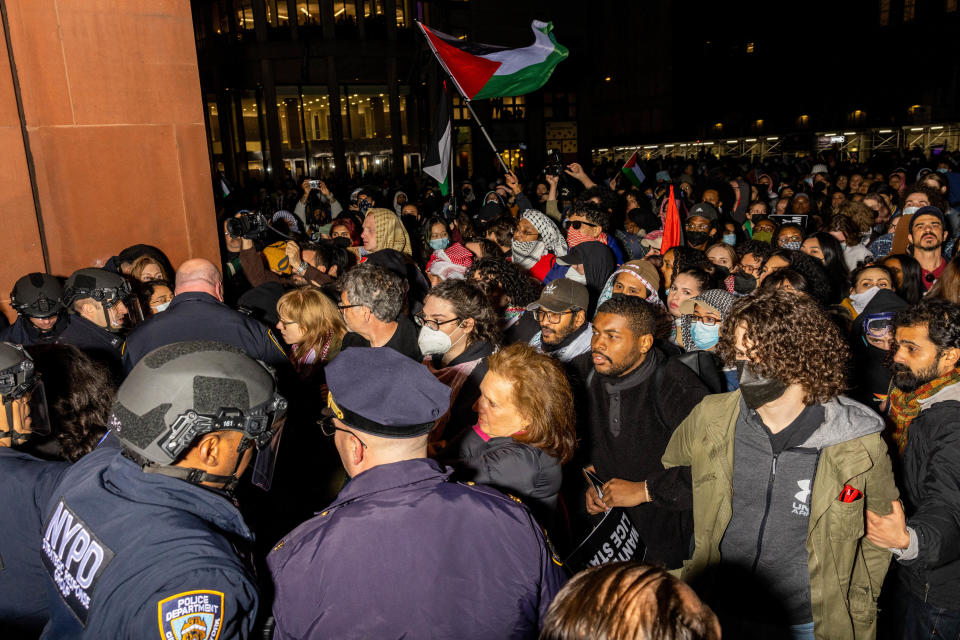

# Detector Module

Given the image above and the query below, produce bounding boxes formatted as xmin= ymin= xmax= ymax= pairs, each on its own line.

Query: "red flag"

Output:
xmin=661 ymin=185 xmax=683 ymax=254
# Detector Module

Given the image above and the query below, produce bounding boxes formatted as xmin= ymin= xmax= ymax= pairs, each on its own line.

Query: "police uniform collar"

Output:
xmin=103 ymin=449 xmax=253 ymax=540
xmin=170 ymin=291 xmax=223 ymax=307
xmin=328 ymin=458 xmax=451 ymax=509
xmin=67 ymin=313 xmax=123 ymax=347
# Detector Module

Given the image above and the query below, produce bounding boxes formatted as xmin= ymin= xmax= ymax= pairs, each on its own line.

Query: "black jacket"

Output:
xmin=898 ymin=394 xmax=960 ymax=609
xmin=441 ymin=427 xmax=562 ymax=529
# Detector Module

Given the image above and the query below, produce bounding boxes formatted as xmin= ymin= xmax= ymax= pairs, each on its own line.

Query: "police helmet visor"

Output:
xmin=209 ymin=396 xmax=286 ymax=490
xmin=1 ymin=378 xmax=51 ymax=440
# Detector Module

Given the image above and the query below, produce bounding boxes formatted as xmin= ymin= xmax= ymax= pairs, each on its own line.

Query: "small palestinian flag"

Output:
xmin=424 ymin=83 xmax=451 ymax=195
xmin=621 ymin=152 xmax=645 ymax=189
xmin=418 ymin=20 xmax=568 ymax=100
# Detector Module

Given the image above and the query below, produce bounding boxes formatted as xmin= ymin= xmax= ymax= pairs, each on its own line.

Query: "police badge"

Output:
xmin=157 ymin=590 xmax=225 ymax=640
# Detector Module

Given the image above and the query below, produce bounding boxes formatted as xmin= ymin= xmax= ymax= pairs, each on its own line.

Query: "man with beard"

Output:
xmin=581 ymin=295 xmax=708 ymax=569
xmin=867 ymin=299 xmax=960 ymax=639
xmin=528 ymin=279 xmax=592 ymax=367
xmin=684 ymin=203 xmax=719 ymax=251
xmin=907 ymin=205 xmax=948 ymax=290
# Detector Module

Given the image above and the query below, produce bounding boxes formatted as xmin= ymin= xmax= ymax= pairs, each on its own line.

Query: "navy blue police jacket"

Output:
xmin=0 ymin=448 xmax=70 ymax=637
xmin=56 ymin=315 xmax=124 ymax=370
xmin=122 ymin=291 xmax=288 ymax=374
xmin=38 ymin=446 xmax=259 ymax=639
xmin=268 ymin=458 xmax=567 ymax=639
xmin=0 ymin=315 xmax=69 ymax=346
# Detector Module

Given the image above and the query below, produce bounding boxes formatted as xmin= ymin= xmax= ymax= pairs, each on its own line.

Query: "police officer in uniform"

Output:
xmin=268 ymin=347 xmax=567 ymax=639
xmin=57 ymin=268 xmax=137 ymax=376
xmin=38 ymin=340 xmax=287 ymax=639
xmin=122 ymin=258 xmax=288 ymax=374
xmin=0 ymin=342 xmax=66 ymax=638
xmin=0 ymin=273 xmax=70 ymax=346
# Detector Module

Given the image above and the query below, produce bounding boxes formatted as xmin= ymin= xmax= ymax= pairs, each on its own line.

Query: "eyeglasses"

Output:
xmin=564 ymin=220 xmax=599 ymax=230
xmin=414 ymin=313 xmax=461 ymax=331
xmin=337 ymin=303 xmax=361 ymax=312
xmin=533 ymin=309 xmax=577 ymax=324
xmin=318 ymin=417 xmax=368 ymax=449
xmin=738 ymin=264 xmax=760 ymax=276
xmin=685 ymin=223 xmax=711 ymax=232
xmin=278 ymin=318 xmax=298 ymax=327
xmin=693 ymin=315 xmax=721 ymax=326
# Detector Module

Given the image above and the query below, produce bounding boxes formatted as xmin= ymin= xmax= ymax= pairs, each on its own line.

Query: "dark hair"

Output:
xmin=775 ymin=224 xmax=805 ymax=244
xmin=901 ymin=184 xmax=948 ymax=214
xmin=882 ymin=253 xmax=925 ymax=305
xmin=137 ymin=279 xmax=173 ymax=310
xmin=487 ymin=344 xmax=576 ymax=464
xmin=761 ymin=268 xmax=809 ymax=295
xmin=25 ymin=344 xmax=115 ymax=462
xmin=570 ymin=200 xmax=611 ymax=231
xmin=596 ymin=295 xmax=655 ymax=338
xmin=466 ymin=256 xmax=542 ymax=308
xmin=718 ymin=288 xmax=849 ymax=404
xmin=850 ymin=263 xmax=895 ymax=292
xmin=425 ymin=280 xmax=502 ymax=348
xmin=674 ymin=267 xmax=716 ymax=293
xmin=485 ymin=215 xmax=516 ymax=248
xmin=579 ymin=187 xmax=619 ymax=220
xmin=307 ymin=241 xmax=351 ymax=276
xmin=736 ymin=239 xmax=774 ymax=262
xmin=806 ymin=232 xmax=849 ymax=296
xmin=540 ymin=562 xmax=720 ymax=640
xmin=423 ymin=216 xmax=453 ymax=248
xmin=894 ymin=298 xmax=960 ymax=352
xmin=778 ymin=250 xmax=834 ymax=306
xmin=747 ymin=199 xmax=769 ymax=215
xmin=828 ymin=214 xmax=862 ymax=247
xmin=667 ymin=246 xmax=711 ymax=281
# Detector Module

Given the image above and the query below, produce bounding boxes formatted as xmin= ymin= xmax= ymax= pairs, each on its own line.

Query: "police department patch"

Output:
xmin=158 ymin=590 xmax=225 ymax=640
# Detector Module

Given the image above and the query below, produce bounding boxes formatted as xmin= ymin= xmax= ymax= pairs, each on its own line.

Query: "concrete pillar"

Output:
xmin=0 ymin=0 xmax=219 ymax=320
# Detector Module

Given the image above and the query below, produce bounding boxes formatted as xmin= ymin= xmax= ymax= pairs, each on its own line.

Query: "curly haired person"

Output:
xmin=662 ymin=288 xmax=899 ymax=640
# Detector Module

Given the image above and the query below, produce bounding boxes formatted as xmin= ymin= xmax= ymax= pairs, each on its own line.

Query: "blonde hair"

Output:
xmin=276 ymin=287 xmax=346 ymax=363
xmin=131 ymin=256 xmax=169 ymax=282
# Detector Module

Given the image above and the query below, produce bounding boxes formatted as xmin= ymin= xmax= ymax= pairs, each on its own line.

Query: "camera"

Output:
xmin=543 ymin=151 xmax=564 ymax=177
xmin=226 ymin=210 xmax=269 ymax=240
xmin=308 ymin=179 xmax=322 ymax=190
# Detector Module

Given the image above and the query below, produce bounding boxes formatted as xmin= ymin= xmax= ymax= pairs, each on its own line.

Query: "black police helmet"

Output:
xmin=109 ymin=340 xmax=286 ymax=467
xmin=63 ymin=268 xmax=131 ymax=310
xmin=10 ymin=273 xmax=64 ymax=318
xmin=0 ymin=342 xmax=38 ymax=400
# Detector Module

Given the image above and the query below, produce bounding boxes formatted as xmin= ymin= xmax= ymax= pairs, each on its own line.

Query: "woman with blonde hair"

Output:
xmin=275 ymin=287 xmax=346 ymax=381
xmin=130 ymin=255 xmax=170 ymax=283
xmin=441 ymin=342 xmax=576 ymax=528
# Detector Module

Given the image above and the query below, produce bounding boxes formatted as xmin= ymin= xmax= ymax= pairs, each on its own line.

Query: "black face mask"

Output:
xmin=733 ymin=271 xmax=757 ymax=294
xmin=737 ymin=361 xmax=790 ymax=409
xmin=712 ymin=265 xmax=731 ymax=281
xmin=685 ymin=231 xmax=711 ymax=247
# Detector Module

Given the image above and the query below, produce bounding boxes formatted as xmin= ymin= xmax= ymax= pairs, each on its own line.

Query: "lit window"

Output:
xmin=904 ymin=0 xmax=915 ymax=20
xmin=746 ymin=42 xmax=755 ymax=54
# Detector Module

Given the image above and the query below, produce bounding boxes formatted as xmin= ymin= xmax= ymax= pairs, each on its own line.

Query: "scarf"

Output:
xmin=566 ymin=225 xmax=608 ymax=250
xmin=423 ymin=353 xmax=484 ymax=440
xmin=888 ymin=367 xmax=960 ymax=454
xmin=521 ymin=209 xmax=567 ymax=257
xmin=426 ymin=243 xmax=473 ymax=281
xmin=595 ymin=267 xmax=665 ymax=310
xmin=530 ymin=322 xmax=593 ymax=362
xmin=512 ymin=239 xmax=548 ymax=270
xmin=367 ymin=208 xmax=413 ymax=256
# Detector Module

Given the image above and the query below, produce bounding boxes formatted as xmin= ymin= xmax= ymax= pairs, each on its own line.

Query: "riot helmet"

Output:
xmin=109 ymin=340 xmax=287 ymax=491
xmin=0 ymin=342 xmax=50 ymax=445
xmin=10 ymin=273 xmax=64 ymax=319
xmin=63 ymin=268 xmax=143 ymax=333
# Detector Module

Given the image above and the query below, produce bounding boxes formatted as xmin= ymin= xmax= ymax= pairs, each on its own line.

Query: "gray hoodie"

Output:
xmin=718 ymin=395 xmax=884 ymax=625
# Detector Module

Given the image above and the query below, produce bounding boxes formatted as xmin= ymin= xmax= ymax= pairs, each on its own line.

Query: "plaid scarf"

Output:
xmin=888 ymin=367 xmax=960 ymax=454
xmin=566 ymin=226 xmax=608 ymax=249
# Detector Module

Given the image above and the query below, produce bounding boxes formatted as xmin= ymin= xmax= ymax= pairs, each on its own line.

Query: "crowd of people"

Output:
xmin=2 ymin=148 xmax=960 ymax=639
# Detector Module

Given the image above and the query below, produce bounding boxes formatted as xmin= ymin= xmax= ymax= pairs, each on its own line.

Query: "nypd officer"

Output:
xmin=57 ymin=268 xmax=136 ymax=375
xmin=38 ymin=340 xmax=286 ymax=639
xmin=0 ymin=342 xmax=67 ymax=638
xmin=0 ymin=273 xmax=70 ymax=346
xmin=122 ymin=258 xmax=288 ymax=374
xmin=268 ymin=347 xmax=567 ymax=639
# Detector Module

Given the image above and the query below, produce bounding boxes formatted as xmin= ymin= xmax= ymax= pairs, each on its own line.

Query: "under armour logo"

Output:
xmin=794 ymin=479 xmax=811 ymax=504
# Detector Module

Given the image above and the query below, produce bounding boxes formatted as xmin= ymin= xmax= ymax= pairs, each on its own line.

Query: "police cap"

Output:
xmin=324 ymin=347 xmax=451 ymax=438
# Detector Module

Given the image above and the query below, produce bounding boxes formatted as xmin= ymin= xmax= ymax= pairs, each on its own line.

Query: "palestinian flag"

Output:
xmin=620 ymin=152 xmax=645 ymax=189
xmin=423 ymin=83 xmax=451 ymax=195
xmin=418 ymin=20 xmax=568 ymax=100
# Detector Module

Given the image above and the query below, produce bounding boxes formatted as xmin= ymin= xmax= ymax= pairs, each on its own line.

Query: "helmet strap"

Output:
xmin=141 ymin=436 xmax=251 ymax=493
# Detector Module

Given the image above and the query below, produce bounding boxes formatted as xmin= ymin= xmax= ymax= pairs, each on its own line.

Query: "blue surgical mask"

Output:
xmin=938 ymin=168 xmax=949 ymax=174
xmin=153 ymin=301 xmax=171 ymax=314
xmin=723 ymin=233 xmax=737 ymax=246
xmin=902 ymin=206 xmax=919 ymax=217
xmin=691 ymin=321 xmax=720 ymax=350
xmin=429 ymin=238 xmax=450 ymax=251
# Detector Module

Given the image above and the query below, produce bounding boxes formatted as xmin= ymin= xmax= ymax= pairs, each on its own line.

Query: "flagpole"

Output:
xmin=416 ymin=20 xmax=510 ymax=174
xmin=463 ymin=99 xmax=510 ymax=173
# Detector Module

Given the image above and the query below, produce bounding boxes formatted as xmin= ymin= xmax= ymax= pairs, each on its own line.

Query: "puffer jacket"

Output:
xmin=662 ymin=390 xmax=899 ymax=639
